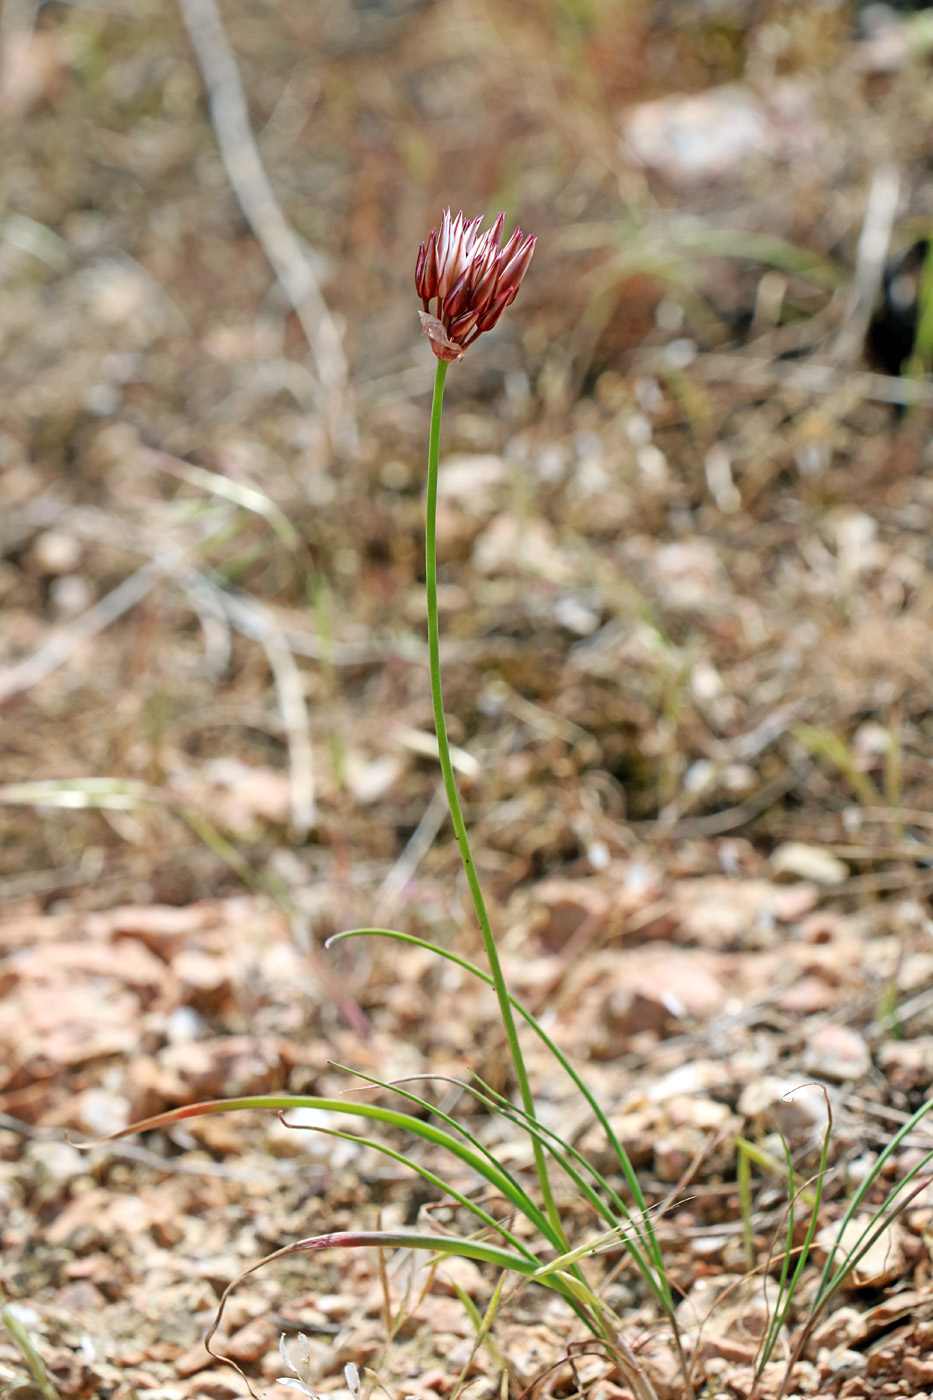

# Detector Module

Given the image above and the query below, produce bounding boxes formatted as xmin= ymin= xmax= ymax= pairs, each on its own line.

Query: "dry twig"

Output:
xmin=374 ymin=781 xmax=449 ymax=924
xmin=175 ymin=0 xmax=355 ymax=453
xmin=642 ymin=349 xmax=933 ymax=406
xmin=830 ymin=165 xmax=900 ymax=366
xmin=0 ymin=563 xmax=160 ymax=705
xmin=206 ymin=584 xmax=316 ymax=837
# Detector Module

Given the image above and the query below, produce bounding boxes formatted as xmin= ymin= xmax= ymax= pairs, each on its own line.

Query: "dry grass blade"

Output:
xmin=205 ymin=583 xmax=316 ymax=837
xmin=175 ymin=0 xmax=354 ymax=452
xmin=374 ymin=780 xmax=448 ymax=924
xmin=0 ymin=563 xmax=159 ymax=704
xmin=830 ymin=165 xmax=900 ymax=366
xmin=642 ymin=349 xmax=933 ymax=405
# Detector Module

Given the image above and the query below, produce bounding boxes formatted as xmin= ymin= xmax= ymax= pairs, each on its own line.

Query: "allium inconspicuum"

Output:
xmin=415 ymin=208 xmax=536 ymax=361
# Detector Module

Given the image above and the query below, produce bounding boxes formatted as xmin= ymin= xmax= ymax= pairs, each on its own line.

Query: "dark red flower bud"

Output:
xmin=475 ymin=287 xmax=513 ymax=334
xmin=414 ymin=207 xmax=536 ymax=361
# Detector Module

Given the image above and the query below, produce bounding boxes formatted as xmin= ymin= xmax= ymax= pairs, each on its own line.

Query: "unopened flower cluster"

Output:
xmin=415 ymin=208 xmax=536 ymax=361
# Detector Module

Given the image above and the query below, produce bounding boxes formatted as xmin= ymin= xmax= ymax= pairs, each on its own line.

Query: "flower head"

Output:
xmin=415 ymin=208 xmax=536 ymax=361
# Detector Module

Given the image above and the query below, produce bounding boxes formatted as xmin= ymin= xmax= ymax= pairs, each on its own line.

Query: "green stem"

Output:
xmin=425 ymin=358 xmax=564 ymax=1248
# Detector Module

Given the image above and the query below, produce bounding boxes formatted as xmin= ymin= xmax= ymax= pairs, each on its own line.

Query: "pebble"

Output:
xmin=803 ymin=1024 xmax=872 ymax=1082
xmin=771 ymin=842 xmax=849 ymax=886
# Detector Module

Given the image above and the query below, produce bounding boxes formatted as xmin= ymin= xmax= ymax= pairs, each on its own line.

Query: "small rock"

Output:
xmin=778 ymin=974 xmax=838 ymax=1015
xmin=673 ymin=876 xmax=816 ymax=949
xmin=530 ymin=877 xmax=609 ymax=950
xmin=344 ymin=751 xmax=402 ymax=806
xmin=820 ymin=1346 xmax=866 ymax=1378
xmin=437 ymin=453 xmax=508 ymax=505
xmin=49 ymin=573 xmax=93 ymax=616
xmin=904 ymin=1354 xmax=933 ymax=1385
xmin=157 ymin=1036 xmax=285 ymax=1099
xmin=803 ymin=1024 xmax=871 ymax=1082
xmin=621 ymin=81 xmax=817 ymax=186
xmin=654 ymin=1126 xmax=708 ymax=1183
xmin=174 ymin=1343 xmax=212 ymax=1378
xmin=225 ymin=1316 xmax=278 ymax=1364
xmin=25 ymin=1139 xmax=84 ymax=1206
xmin=771 ymin=842 xmax=849 ymax=886
xmin=815 ymin=1218 xmax=907 ymax=1288
xmin=472 ymin=515 xmax=577 ymax=583
xmin=31 ymin=530 xmax=82 ymax=574
xmin=176 ymin=1370 xmax=244 ymax=1398
xmin=433 ymin=1256 xmax=486 ymax=1299
xmin=172 ymin=950 xmax=234 ymax=1012
xmin=876 ymin=1037 xmax=933 ymax=1090
xmin=810 ymin=1307 xmax=863 ymax=1349
xmin=605 ymin=955 xmax=725 ymax=1040
xmin=738 ymin=1076 xmax=831 ymax=1139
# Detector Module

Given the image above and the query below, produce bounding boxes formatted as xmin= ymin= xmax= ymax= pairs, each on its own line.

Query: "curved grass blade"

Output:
xmin=329 ymin=1064 xmax=672 ymax=1322
xmin=814 ymin=1097 xmax=933 ymax=1303
xmin=328 ymin=1062 xmax=537 ymax=1219
xmin=400 ymin=1067 xmax=673 ymax=1312
xmin=755 ymin=1124 xmax=829 ymax=1377
xmin=204 ymin=1229 xmax=586 ymax=1399
xmin=84 ymin=1094 xmax=565 ymax=1249
xmin=1 ymin=1307 xmax=61 ymax=1400
xmin=277 ymin=1113 xmax=538 ymax=1263
xmin=327 ymin=928 xmax=668 ymax=1289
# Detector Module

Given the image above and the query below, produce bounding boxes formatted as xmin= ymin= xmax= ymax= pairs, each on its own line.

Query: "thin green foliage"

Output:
xmin=0 ymin=777 xmax=152 ymax=810
xmin=328 ymin=929 xmax=671 ymax=1307
xmin=193 ymin=1223 xmax=659 ymax=1400
xmin=1 ymin=1306 xmax=61 ymax=1400
xmin=557 ymin=216 xmax=845 ymax=358
xmin=754 ymin=1102 xmax=833 ymax=1381
xmin=447 ymin=1271 xmax=509 ymax=1387
xmin=736 ymin=1141 xmax=755 ymax=1271
xmin=812 ymin=1096 xmax=933 ymax=1308
xmin=0 ymin=777 xmax=292 ymax=907
xmin=98 ymin=1097 xmax=582 ymax=1295
xmin=907 ymin=238 xmax=933 ymax=376
xmin=876 ymin=982 xmax=903 ymax=1039
xmin=733 ymin=1136 xmax=812 ymax=1203
xmin=791 ymin=721 xmax=880 ymax=805
xmin=330 ymin=1060 xmax=672 ymax=1314
xmin=153 ymin=456 xmax=299 ymax=548
xmin=309 ymin=571 xmax=347 ymax=792
xmin=745 ymin=1093 xmax=933 ymax=1399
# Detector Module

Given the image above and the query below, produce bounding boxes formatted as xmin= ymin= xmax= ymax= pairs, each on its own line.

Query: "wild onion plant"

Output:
xmin=99 ymin=211 xmax=933 ymax=1400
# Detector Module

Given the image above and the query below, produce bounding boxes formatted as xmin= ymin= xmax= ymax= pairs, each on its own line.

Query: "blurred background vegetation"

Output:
xmin=1 ymin=0 xmax=932 ymax=924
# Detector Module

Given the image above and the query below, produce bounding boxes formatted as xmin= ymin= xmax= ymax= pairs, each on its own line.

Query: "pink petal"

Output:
xmin=422 ymin=233 xmax=439 ymax=303
xmin=443 ymin=266 xmax=473 ymax=320
xmin=475 ymin=286 xmax=512 ymax=333
xmin=470 ymin=256 xmax=500 ymax=315
xmin=461 ymin=214 xmax=484 ymax=256
xmin=438 ymin=212 xmax=466 ymax=299
xmin=447 ymin=307 xmax=480 ymax=342
xmin=435 ymin=209 xmax=454 ymax=276
xmin=488 ymin=211 xmax=506 ymax=250
xmin=496 ymin=227 xmax=523 ymax=269
xmin=498 ymin=235 xmax=536 ymax=296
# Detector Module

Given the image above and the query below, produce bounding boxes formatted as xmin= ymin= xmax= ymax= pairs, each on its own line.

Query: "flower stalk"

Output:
xmin=421 ymin=230 xmax=564 ymax=1243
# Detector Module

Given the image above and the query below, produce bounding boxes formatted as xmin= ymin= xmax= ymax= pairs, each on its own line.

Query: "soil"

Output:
xmin=1 ymin=2 xmax=933 ymax=1399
